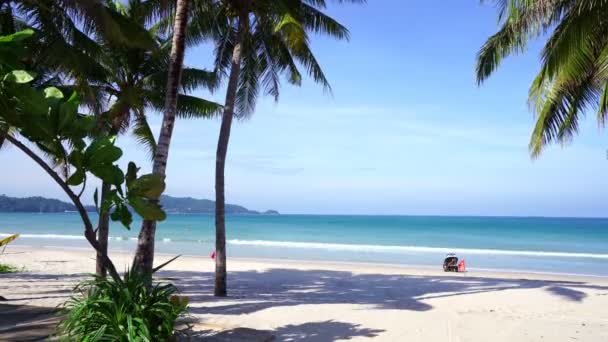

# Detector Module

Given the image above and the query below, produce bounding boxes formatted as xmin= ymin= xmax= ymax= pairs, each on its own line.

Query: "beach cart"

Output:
xmin=443 ymin=253 xmax=459 ymax=272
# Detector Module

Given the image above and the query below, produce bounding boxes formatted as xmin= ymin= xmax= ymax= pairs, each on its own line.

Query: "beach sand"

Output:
xmin=1 ymin=246 xmax=608 ymax=341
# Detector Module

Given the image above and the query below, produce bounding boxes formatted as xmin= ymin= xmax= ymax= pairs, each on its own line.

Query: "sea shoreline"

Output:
xmin=2 ymin=246 xmax=608 ymax=341
xmin=2 ymin=213 xmax=607 ymax=276
xmin=5 ymin=244 xmax=608 ymax=282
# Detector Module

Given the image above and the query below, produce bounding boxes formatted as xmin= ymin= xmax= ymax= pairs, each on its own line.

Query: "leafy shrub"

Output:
xmin=0 ymin=263 xmax=18 ymax=273
xmin=0 ymin=233 xmax=19 ymax=253
xmin=58 ymin=270 xmax=188 ymax=341
xmin=0 ymin=234 xmax=20 ymax=273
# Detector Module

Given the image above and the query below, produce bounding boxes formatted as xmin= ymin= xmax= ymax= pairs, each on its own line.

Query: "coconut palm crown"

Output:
xmin=476 ymin=0 xmax=608 ymax=157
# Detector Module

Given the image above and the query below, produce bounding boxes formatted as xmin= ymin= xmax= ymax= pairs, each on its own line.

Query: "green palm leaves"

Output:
xmin=207 ymin=0 xmax=358 ymax=118
xmin=0 ymin=234 xmax=19 ymax=254
xmin=67 ymin=1 xmax=221 ymax=157
xmin=477 ymin=0 xmax=608 ymax=157
xmin=200 ymin=0 xmax=361 ymax=296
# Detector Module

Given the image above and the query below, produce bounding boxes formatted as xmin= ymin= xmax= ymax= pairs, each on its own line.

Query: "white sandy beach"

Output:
xmin=1 ymin=245 xmax=608 ymax=341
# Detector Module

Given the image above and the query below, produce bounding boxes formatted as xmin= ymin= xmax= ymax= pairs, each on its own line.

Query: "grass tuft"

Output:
xmin=0 ymin=263 xmax=19 ymax=273
xmin=58 ymin=270 xmax=188 ymax=341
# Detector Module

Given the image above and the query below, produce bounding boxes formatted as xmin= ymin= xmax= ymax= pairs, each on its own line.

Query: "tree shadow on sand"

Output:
xmin=187 ymin=320 xmax=384 ymax=341
xmin=0 ymin=272 xmax=86 ymax=303
xmin=159 ymin=268 xmax=608 ymax=316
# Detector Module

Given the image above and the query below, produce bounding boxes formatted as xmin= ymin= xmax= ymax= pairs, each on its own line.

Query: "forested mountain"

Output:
xmin=0 ymin=195 xmax=278 ymax=214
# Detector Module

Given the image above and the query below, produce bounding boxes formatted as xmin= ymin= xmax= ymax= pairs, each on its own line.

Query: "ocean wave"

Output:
xmin=1 ymin=232 xmax=207 ymax=244
xmin=0 ymin=233 xmax=136 ymax=241
xmin=0 ymin=233 xmax=85 ymax=240
xmin=227 ymin=239 xmax=608 ymax=259
xmin=4 ymin=232 xmax=607 ymax=259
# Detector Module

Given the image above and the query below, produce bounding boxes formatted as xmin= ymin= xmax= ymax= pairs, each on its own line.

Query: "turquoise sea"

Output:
xmin=1 ymin=213 xmax=607 ymax=276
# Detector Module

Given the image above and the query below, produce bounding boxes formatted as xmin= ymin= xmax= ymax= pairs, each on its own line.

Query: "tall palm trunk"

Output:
xmin=132 ymin=0 xmax=190 ymax=280
xmin=95 ymin=181 xmax=111 ymax=278
xmin=214 ymin=15 xmax=247 ymax=297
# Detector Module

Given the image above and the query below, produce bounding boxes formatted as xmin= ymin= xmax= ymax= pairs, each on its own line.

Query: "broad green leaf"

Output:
xmin=0 ymin=29 xmax=34 ymax=43
xmin=128 ymin=174 xmax=165 ymax=199
xmin=12 ymin=86 xmax=48 ymax=117
xmin=129 ymin=197 xmax=166 ymax=221
xmin=67 ymin=169 xmax=85 ymax=186
xmin=90 ymin=165 xmax=124 ymax=186
xmin=111 ymin=204 xmax=133 ymax=229
xmin=68 ymin=150 xmax=84 ymax=167
xmin=85 ymin=137 xmax=123 ymax=166
xmin=4 ymin=70 xmax=35 ymax=84
xmin=58 ymin=100 xmax=78 ymax=130
xmin=120 ymin=205 xmax=133 ymax=228
xmin=110 ymin=207 xmax=121 ymax=222
xmin=66 ymin=91 xmax=79 ymax=105
xmin=43 ymin=87 xmax=64 ymax=100
xmin=68 ymin=115 xmax=95 ymax=145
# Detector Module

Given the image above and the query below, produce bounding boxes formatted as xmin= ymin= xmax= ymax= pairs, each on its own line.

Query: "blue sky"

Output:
xmin=1 ymin=0 xmax=607 ymax=217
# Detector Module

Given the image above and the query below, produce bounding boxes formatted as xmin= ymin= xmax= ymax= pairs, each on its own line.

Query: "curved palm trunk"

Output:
xmin=214 ymin=16 xmax=247 ymax=297
xmin=132 ymin=0 xmax=190 ymax=281
xmin=95 ymin=181 xmax=111 ymax=278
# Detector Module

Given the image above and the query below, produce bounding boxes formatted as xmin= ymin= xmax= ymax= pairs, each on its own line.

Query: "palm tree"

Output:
xmin=0 ymin=0 xmax=218 ymax=277
xmin=0 ymin=0 xmax=155 ymax=87
xmin=0 ymin=1 xmax=160 ymax=277
xmin=68 ymin=0 xmax=219 ymax=277
xmin=476 ymin=0 xmax=608 ymax=157
xmin=0 ymin=0 xmax=131 ymax=147
xmin=204 ymin=0 xmax=362 ymax=296
xmin=132 ymin=0 xmax=193 ymax=280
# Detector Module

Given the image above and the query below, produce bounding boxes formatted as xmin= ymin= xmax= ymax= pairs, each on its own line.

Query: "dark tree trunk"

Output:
xmin=133 ymin=220 xmax=156 ymax=277
xmin=132 ymin=0 xmax=190 ymax=282
xmin=214 ymin=15 xmax=247 ymax=297
xmin=95 ymin=181 xmax=111 ymax=278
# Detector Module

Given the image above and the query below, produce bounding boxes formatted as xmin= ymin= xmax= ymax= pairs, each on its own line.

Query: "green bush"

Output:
xmin=0 ymin=263 xmax=18 ymax=273
xmin=58 ymin=271 xmax=188 ymax=341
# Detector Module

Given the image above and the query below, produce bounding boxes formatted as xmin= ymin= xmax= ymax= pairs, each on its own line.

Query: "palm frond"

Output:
xmin=534 ymin=3 xmax=605 ymax=87
xmin=144 ymin=90 xmax=221 ymax=119
xmin=290 ymin=37 xmax=332 ymax=92
xmin=175 ymin=94 xmax=222 ymax=119
xmin=236 ymin=43 xmax=261 ymax=118
xmin=476 ymin=0 xmax=573 ymax=84
xmin=299 ymin=3 xmax=350 ymax=40
xmin=144 ymin=67 xmax=218 ymax=93
xmin=529 ymin=58 xmax=602 ymax=158
xmin=132 ymin=111 xmax=156 ymax=159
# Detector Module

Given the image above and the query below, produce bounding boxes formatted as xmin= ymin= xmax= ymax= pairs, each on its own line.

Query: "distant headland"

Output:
xmin=0 ymin=194 xmax=278 ymax=215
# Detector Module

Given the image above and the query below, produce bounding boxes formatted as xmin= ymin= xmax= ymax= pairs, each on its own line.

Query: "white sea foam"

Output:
xmin=0 ymin=233 xmax=135 ymax=241
xmin=0 ymin=233 xmax=85 ymax=240
xmin=3 ymin=232 xmax=607 ymax=259
xmin=227 ymin=239 xmax=608 ymax=259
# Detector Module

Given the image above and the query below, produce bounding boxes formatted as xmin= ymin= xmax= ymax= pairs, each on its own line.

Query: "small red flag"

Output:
xmin=210 ymin=251 xmax=216 ymax=260
xmin=458 ymin=259 xmax=466 ymax=272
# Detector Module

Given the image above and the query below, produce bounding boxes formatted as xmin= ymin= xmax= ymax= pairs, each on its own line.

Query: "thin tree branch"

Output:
xmin=3 ymin=133 xmax=122 ymax=281
xmin=77 ymin=175 xmax=86 ymax=198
